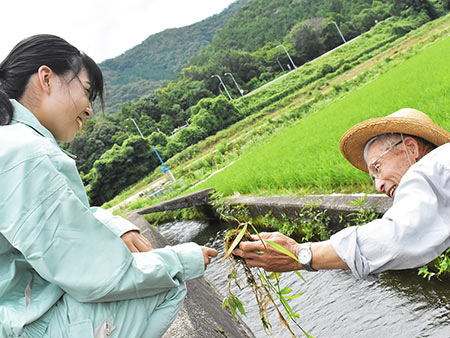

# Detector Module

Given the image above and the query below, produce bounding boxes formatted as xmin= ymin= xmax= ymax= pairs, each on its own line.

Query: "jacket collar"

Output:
xmin=11 ymin=99 xmax=58 ymax=144
xmin=10 ymin=99 xmax=77 ymax=158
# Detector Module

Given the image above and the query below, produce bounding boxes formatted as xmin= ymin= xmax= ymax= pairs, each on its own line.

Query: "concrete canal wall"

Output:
xmin=230 ymin=193 xmax=392 ymax=233
xmin=137 ymin=189 xmax=392 ymax=233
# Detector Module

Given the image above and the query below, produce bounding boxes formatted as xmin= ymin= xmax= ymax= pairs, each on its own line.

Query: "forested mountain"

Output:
xmin=99 ymin=0 xmax=249 ymax=113
xmin=192 ymin=0 xmax=440 ymax=64
xmin=63 ymin=0 xmax=449 ymax=205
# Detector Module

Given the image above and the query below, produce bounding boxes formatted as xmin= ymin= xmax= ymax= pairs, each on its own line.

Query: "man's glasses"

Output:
xmin=369 ymin=140 xmax=402 ymax=180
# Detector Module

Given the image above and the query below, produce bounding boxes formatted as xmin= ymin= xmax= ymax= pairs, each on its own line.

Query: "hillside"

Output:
xmin=106 ymin=12 xmax=450 ymax=210
xmin=64 ymin=0 xmax=450 ymax=205
xmin=191 ymin=0 xmax=394 ymax=64
xmin=100 ymin=0 xmax=249 ymax=113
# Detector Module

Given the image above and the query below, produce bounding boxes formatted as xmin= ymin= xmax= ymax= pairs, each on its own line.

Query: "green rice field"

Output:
xmin=195 ymin=35 xmax=450 ymax=196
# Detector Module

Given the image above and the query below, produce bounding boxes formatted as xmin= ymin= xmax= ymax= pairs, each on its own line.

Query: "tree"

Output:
xmin=64 ymin=117 xmax=122 ymax=176
xmin=189 ymin=96 xmax=241 ymax=136
xmin=87 ymin=136 xmax=157 ymax=205
xmin=148 ymin=131 xmax=168 ymax=147
xmin=287 ymin=18 xmax=326 ymax=64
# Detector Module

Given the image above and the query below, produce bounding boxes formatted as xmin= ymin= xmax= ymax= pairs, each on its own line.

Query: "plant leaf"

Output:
xmin=222 ymin=223 xmax=248 ymax=263
xmin=285 ymin=291 xmax=305 ymax=299
xmin=294 ymin=270 xmax=306 ymax=282
xmin=235 ymin=298 xmax=247 ymax=317
xmin=279 ymin=287 xmax=292 ymax=295
xmin=268 ymin=272 xmax=281 ymax=280
xmin=264 ymin=239 xmax=299 ymax=262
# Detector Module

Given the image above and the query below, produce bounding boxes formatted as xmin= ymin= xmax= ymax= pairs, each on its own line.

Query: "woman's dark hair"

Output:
xmin=0 ymin=34 xmax=104 ymax=125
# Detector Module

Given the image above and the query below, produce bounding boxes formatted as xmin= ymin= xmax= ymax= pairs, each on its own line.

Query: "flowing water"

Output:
xmin=158 ymin=219 xmax=450 ymax=338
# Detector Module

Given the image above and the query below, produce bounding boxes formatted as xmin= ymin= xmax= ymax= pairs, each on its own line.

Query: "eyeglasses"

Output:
xmin=369 ymin=140 xmax=402 ymax=181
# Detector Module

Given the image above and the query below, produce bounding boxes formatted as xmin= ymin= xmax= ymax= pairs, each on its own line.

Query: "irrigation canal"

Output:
xmin=158 ymin=218 xmax=450 ymax=338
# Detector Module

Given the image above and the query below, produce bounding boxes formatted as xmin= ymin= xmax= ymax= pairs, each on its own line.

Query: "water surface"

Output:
xmin=159 ymin=220 xmax=450 ymax=338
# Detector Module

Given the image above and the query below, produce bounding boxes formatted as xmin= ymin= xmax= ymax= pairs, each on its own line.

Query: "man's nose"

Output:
xmin=374 ymin=178 xmax=385 ymax=194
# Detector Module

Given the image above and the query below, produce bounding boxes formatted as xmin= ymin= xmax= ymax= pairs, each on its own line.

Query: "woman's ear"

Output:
xmin=36 ymin=66 xmax=53 ymax=94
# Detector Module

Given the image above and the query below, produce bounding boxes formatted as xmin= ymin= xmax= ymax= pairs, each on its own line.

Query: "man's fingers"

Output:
xmin=121 ymin=231 xmax=153 ymax=252
xmin=233 ymin=248 xmax=265 ymax=260
xmin=239 ymin=240 xmax=265 ymax=251
xmin=250 ymin=232 xmax=273 ymax=240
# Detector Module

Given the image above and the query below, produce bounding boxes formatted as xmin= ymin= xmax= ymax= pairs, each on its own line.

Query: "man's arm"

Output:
xmin=311 ymin=241 xmax=348 ymax=270
xmin=233 ymin=232 xmax=348 ymax=272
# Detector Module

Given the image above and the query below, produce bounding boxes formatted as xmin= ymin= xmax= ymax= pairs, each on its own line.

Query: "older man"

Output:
xmin=233 ymin=108 xmax=450 ymax=280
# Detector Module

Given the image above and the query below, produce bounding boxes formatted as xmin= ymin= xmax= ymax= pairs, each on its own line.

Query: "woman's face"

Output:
xmin=45 ymin=68 xmax=93 ymax=142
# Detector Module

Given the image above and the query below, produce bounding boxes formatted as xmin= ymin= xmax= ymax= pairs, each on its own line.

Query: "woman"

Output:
xmin=0 ymin=34 xmax=217 ymax=337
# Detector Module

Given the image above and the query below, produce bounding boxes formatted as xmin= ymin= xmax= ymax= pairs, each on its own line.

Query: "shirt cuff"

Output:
xmin=330 ymin=227 xmax=379 ymax=281
xmin=171 ymin=242 xmax=205 ymax=281
xmin=91 ymin=207 xmax=140 ymax=237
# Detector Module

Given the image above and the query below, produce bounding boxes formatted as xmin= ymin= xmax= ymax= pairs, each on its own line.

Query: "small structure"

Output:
xmin=135 ymin=188 xmax=215 ymax=215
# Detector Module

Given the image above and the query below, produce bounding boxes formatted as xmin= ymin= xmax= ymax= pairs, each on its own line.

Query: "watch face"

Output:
xmin=298 ymin=248 xmax=312 ymax=264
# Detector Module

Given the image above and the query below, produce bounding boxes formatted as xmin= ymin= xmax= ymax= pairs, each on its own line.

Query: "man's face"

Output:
xmin=366 ymin=138 xmax=412 ymax=199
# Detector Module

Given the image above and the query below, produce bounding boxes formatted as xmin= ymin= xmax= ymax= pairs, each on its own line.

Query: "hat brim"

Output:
xmin=339 ymin=116 xmax=450 ymax=172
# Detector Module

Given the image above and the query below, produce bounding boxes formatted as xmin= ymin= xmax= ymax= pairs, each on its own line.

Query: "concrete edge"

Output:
xmin=136 ymin=188 xmax=215 ymax=215
xmin=229 ymin=193 xmax=393 ymax=233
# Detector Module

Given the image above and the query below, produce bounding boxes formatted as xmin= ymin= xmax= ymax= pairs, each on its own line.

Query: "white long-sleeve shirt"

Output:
xmin=330 ymin=143 xmax=450 ymax=280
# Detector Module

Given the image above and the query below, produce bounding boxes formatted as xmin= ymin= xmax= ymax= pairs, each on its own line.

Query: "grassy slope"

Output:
xmin=195 ymin=33 xmax=450 ymax=195
xmin=107 ymin=15 xmax=450 ymax=211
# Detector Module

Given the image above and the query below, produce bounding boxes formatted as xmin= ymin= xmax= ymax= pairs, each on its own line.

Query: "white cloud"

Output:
xmin=0 ymin=0 xmax=236 ymax=63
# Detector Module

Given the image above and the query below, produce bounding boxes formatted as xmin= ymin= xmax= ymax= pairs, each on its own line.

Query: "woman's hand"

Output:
xmin=120 ymin=230 xmax=152 ymax=252
xmin=232 ymin=232 xmax=301 ymax=272
xmin=201 ymin=246 xmax=218 ymax=270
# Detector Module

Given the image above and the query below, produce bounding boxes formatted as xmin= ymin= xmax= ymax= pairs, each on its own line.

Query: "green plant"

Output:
xmin=418 ymin=248 xmax=450 ymax=280
xmin=222 ymin=221 xmax=313 ymax=338
xmin=342 ymin=195 xmax=379 ymax=227
xmin=295 ymin=205 xmax=331 ymax=242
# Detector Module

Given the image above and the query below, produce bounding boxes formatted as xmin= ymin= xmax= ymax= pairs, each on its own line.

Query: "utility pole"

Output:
xmin=328 ymin=21 xmax=346 ymax=43
xmin=224 ymin=72 xmax=244 ymax=96
xmin=125 ymin=118 xmax=176 ymax=182
xmin=277 ymin=44 xmax=297 ymax=70
xmin=211 ymin=74 xmax=232 ymax=100
xmin=125 ymin=118 xmax=144 ymax=138
xmin=276 ymin=55 xmax=285 ymax=72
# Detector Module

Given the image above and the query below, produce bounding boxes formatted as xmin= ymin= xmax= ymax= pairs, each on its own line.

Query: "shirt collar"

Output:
xmin=10 ymin=99 xmax=77 ymax=158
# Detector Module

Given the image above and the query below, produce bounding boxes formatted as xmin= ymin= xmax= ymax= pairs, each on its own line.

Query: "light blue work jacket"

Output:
xmin=0 ymin=100 xmax=204 ymax=336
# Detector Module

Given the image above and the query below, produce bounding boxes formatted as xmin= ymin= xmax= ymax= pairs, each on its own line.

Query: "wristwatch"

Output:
xmin=297 ymin=242 xmax=317 ymax=271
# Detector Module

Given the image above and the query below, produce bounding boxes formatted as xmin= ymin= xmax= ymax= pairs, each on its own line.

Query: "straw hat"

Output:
xmin=339 ymin=108 xmax=450 ymax=172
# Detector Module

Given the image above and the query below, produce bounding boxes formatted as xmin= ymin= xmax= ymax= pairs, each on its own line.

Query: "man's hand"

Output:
xmin=201 ymin=246 xmax=218 ymax=270
xmin=121 ymin=230 xmax=152 ymax=253
xmin=232 ymin=232 xmax=301 ymax=272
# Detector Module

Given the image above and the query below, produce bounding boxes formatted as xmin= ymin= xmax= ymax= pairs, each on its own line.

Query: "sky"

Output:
xmin=0 ymin=0 xmax=236 ymax=63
